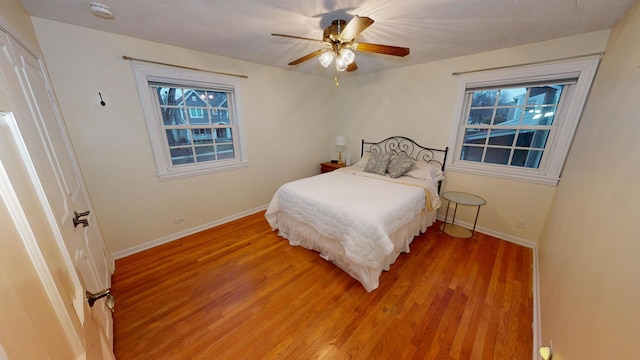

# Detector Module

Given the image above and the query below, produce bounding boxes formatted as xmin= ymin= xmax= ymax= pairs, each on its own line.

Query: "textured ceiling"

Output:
xmin=19 ymin=0 xmax=636 ymax=77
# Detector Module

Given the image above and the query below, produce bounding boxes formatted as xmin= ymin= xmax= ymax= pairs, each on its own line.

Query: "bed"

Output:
xmin=265 ymin=136 xmax=448 ymax=291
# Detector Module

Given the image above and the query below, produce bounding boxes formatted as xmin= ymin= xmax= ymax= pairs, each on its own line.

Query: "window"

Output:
xmin=132 ymin=63 xmax=247 ymax=180
xmin=447 ymin=59 xmax=599 ymax=185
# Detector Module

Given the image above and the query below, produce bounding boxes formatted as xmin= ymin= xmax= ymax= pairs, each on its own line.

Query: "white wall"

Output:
xmin=339 ymin=30 xmax=610 ymax=244
xmin=32 ymin=17 xmax=613 ymax=254
xmin=537 ymin=1 xmax=640 ymax=358
xmin=31 ymin=18 xmax=340 ymax=254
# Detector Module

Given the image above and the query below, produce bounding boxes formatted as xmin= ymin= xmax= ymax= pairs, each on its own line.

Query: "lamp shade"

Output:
xmin=335 ymin=57 xmax=348 ymax=72
xmin=335 ymin=136 xmax=346 ymax=146
xmin=340 ymin=49 xmax=355 ymax=65
xmin=319 ymin=51 xmax=334 ymax=68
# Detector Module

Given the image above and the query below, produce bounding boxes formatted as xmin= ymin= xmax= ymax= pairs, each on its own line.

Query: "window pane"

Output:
xmin=494 ymin=107 xmax=520 ymax=125
xmin=190 ymin=89 xmax=206 ymax=103
xmin=485 ymin=147 xmax=511 ymax=165
xmin=214 ymin=128 xmax=232 ymax=143
xmin=461 ymin=145 xmax=483 ymax=162
xmin=155 ymin=87 xmax=183 ymax=105
xmin=500 ymin=87 xmax=526 ymax=105
xmin=460 ymin=83 xmax=566 ymax=170
xmin=170 ymin=147 xmax=194 ymax=165
xmin=195 ymin=146 xmax=216 ymax=162
xmin=217 ymin=144 xmax=235 ymax=160
xmin=157 ymin=86 xmax=235 ymax=165
xmin=211 ymin=109 xmax=229 ymax=123
xmin=516 ymin=129 xmax=550 ymax=148
xmin=540 ymin=106 xmax=557 ymax=125
xmin=471 ymin=90 xmax=499 ymax=107
xmin=166 ymin=129 xmax=191 ymax=146
xmin=527 ymin=85 xmax=563 ymax=105
xmin=487 ymin=129 xmax=515 ymax=146
xmin=463 ymin=128 xmax=487 ymax=144
xmin=207 ymin=92 xmax=228 ymax=108
xmin=467 ymin=108 xmax=493 ymax=125
xmin=192 ymin=129 xmax=213 ymax=144
xmin=524 ymin=106 xmax=556 ymax=125
xmin=188 ymin=108 xmax=208 ymax=124
xmin=161 ymin=107 xmax=186 ymax=126
xmin=511 ymin=149 xmax=543 ymax=168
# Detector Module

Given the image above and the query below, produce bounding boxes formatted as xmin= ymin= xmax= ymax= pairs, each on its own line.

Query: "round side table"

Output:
xmin=440 ymin=191 xmax=486 ymax=239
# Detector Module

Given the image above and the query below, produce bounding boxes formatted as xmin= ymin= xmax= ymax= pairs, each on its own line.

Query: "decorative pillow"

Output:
xmin=364 ymin=152 xmax=391 ymax=175
xmin=353 ymin=152 xmax=370 ymax=168
xmin=386 ymin=153 xmax=415 ymax=178
xmin=405 ymin=161 xmax=445 ymax=181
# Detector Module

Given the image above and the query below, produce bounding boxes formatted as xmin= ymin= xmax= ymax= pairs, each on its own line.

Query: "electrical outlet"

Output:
xmin=516 ymin=218 xmax=526 ymax=229
xmin=175 ymin=217 xmax=184 ymax=224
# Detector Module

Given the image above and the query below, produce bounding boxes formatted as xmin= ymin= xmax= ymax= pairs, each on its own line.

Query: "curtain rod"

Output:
xmin=451 ymin=51 xmax=604 ymax=76
xmin=122 ymin=55 xmax=248 ymax=79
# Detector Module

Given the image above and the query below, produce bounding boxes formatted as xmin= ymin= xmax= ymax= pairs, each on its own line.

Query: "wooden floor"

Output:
xmin=111 ymin=212 xmax=533 ymax=359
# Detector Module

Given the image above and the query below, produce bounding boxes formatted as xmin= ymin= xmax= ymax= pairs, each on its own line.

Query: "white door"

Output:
xmin=0 ymin=112 xmax=84 ymax=359
xmin=0 ymin=30 xmax=114 ymax=354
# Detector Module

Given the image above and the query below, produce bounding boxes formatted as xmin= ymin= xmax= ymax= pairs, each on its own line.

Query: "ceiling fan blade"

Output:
xmin=353 ymin=42 xmax=410 ymax=57
xmin=346 ymin=61 xmax=358 ymax=72
xmin=288 ymin=49 xmax=326 ymax=66
xmin=338 ymin=15 xmax=374 ymax=42
xmin=272 ymin=33 xmax=325 ymax=43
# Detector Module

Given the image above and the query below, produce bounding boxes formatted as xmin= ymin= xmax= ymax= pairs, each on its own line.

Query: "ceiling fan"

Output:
xmin=272 ymin=15 xmax=410 ymax=85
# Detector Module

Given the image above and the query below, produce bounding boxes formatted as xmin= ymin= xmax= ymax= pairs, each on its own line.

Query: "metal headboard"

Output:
xmin=361 ymin=136 xmax=448 ymax=192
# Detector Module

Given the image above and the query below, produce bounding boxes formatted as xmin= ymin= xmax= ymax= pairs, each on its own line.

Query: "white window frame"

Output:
xmin=132 ymin=63 xmax=248 ymax=180
xmin=446 ymin=58 xmax=599 ymax=185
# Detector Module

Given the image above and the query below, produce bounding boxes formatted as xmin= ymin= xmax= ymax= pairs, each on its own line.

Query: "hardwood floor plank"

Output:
xmin=111 ymin=211 xmax=532 ymax=359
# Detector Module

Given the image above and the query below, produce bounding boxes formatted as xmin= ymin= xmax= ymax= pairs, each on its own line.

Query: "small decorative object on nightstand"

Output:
xmin=440 ymin=191 xmax=486 ymax=239
xmin=320 ymin=161 xmax=346 ymax=173
xmin=336 ymin=136 xmax=346 ymax=165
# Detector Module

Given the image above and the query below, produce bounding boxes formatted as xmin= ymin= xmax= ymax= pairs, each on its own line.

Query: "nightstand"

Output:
xmin=320 ymin=161 xmax=346 ymax=173
xmin=440 ymin=191 xmax=486 ymax=239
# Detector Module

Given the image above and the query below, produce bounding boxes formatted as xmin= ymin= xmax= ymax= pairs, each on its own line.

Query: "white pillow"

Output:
xmin=405 ymin=161 xmax=444 ymax=181
xmin=353 ymin=152 xmax=370 ymax=168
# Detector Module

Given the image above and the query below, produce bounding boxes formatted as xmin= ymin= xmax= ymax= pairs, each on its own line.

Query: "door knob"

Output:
xmin=73 ymin=210 xmax=90 ymax=228
xmin=86 ymin=289 xmax=116 ymax=313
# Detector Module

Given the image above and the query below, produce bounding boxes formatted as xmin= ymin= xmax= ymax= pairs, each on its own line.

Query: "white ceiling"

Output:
xmin=19 ymin=0 xmax=636 ymax=77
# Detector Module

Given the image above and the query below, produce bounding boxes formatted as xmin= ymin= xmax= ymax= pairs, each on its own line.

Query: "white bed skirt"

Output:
xmin=271 ymin=209 xmax=437 ymax=292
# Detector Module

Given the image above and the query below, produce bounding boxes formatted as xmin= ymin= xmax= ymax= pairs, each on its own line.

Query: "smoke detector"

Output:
xmin=89 ymin=2 xmax=114 ymax=19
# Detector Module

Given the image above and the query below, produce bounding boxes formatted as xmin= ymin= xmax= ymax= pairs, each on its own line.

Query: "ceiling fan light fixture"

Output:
xmin=339 ymin=49 xmax=355 ymax=65
xmin=319 ymin=51 xmax=334 ymax=68
xmin=335 ymin=56 xmax=348 ymax=72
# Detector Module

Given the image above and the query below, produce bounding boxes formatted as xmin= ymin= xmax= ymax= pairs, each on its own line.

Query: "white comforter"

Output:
xmin=265 ymin=167 xmax=440 ymax=270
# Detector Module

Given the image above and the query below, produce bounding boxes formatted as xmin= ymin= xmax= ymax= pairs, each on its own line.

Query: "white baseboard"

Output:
xmin=436 ymin=214 xmax=536 ymax=249
xmin=436 ymin=214 xmax=541 ymax=360
xmin=111 ymin=205 xmax=268 ymax=259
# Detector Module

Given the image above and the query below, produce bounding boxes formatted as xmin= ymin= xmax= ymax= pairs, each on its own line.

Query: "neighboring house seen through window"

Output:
xmin=447 ymin=59 xmax=599 ymax=185
xmin=132 ymin=63 xmax=247 ymax=180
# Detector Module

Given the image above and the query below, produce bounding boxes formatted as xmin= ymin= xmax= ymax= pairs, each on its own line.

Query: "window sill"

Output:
xmin=445 ymin=162 xmax=559 ymax=186
xmin=157 ymin=160 xmax=249 ymax=181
